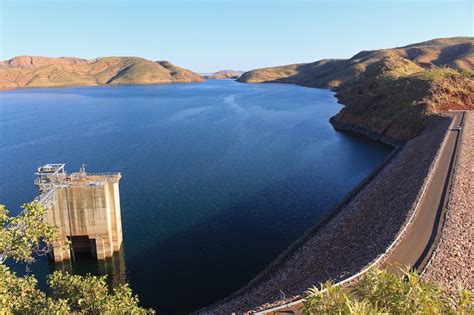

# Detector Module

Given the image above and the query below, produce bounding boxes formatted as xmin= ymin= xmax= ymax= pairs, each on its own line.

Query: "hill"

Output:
xmin=0 ymin=56 xmax=203 ymax=89
xmin=202 ymin=70 xmax=243 ymax=79
xmin=238 ymin=37 xmax=474 ymax=142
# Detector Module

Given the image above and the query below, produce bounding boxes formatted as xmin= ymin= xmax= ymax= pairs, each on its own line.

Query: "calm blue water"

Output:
xmin=0 ymin=80 xmax=392 ymax=313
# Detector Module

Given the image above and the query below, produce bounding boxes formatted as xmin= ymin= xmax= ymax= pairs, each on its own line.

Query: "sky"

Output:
xmin=0 ymin=0 xmax=472 ymax=73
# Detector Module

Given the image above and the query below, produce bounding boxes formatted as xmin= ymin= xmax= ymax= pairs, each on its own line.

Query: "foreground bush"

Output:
xmin=302 ymin=267 xmax=472 ymax=314
xmin=0 ymin=203 xmax=153 ymax=314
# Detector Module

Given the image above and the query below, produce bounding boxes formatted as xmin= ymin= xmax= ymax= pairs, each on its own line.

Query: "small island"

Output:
xmin=201 ymin=70 xmax=243 ymax=80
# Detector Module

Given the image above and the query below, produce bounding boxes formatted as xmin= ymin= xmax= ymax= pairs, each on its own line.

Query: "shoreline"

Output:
xmin=0 ymin=80 xmax=204 ymax=91
xmin=329 ymin=118 xmax=405 ymax=147
xmin=234 ymin=79 xmax=413 ymax=146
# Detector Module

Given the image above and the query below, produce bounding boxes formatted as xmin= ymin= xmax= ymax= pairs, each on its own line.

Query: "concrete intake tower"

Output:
xmin=35 ymin=164 xmax=123 ymax=262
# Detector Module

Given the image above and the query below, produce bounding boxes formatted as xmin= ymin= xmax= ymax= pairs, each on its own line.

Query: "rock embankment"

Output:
xmin=199 ymin=116 xmax=451 ymax=314
xmin=424 ymin=111 xmax=473 ymax=291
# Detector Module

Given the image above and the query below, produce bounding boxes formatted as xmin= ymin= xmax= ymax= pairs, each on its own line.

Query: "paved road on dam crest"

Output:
xmin=383 ymin=112 xmax=464 ymax=272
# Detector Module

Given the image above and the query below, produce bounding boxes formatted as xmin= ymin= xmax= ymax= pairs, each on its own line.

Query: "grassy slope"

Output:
xmin=0 ymin=56 xmax=203 ymax=88
xmin=238 ymin=37 xmax=474 ymax=142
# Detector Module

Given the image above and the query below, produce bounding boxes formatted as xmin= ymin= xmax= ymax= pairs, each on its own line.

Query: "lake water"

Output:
xmin=0 ymin=80 xmax=392 ymax=314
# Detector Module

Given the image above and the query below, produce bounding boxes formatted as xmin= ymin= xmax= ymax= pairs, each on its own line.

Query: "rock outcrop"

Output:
xmin=331 ymin=56 xmax=474 ymax=143
xmin=238 ymin=37 xmax=474 ymax=142
xmin=0 ymin=56 xmax=203 ymax=88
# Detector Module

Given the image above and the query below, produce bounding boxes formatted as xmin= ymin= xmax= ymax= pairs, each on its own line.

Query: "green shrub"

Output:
xmin=302 ymin=267 xmax=472 ymax=314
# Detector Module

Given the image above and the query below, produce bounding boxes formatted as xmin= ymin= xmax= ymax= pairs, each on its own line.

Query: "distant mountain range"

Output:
xmin=202 ymin=70 xmax=243 ymax=79
xmin=0 ymin=56 xmax=203 ymax=89
xmin=238 ymin=37 xmax=474 ymax=142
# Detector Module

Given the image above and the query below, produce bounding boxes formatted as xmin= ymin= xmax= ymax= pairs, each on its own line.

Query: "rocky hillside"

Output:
xmin=0 ymin=56 xmax=203 ymax=88
xmin=332 ymin=56 xmax=473 ymax=143
xmin=202 ymin=70 xmax=243 ymax=79
xmin=238 ymin=37 xmax=474 ymax=142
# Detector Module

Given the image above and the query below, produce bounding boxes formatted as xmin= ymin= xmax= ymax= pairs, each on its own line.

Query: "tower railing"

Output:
xmin=83 ymin=172 xmax=121 ymax=177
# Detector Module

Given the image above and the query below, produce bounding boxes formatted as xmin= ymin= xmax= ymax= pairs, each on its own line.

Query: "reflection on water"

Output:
xmin=49 ymin=247 xmax=127 ymax=288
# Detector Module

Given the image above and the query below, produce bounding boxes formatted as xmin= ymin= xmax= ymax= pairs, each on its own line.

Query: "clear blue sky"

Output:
xmin=0 ymin=0 xmax=472 ymax=72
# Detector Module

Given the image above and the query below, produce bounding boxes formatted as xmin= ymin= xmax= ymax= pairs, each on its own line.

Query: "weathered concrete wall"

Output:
xmin=47 ymin=180 xmax=123 ymax=262
xmin=109 ymin=182 xmax=123 ymax=251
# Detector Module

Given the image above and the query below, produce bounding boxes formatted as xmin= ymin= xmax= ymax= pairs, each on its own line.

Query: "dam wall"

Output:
xmin=200 ymin=115 xmax=453 ymax=314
